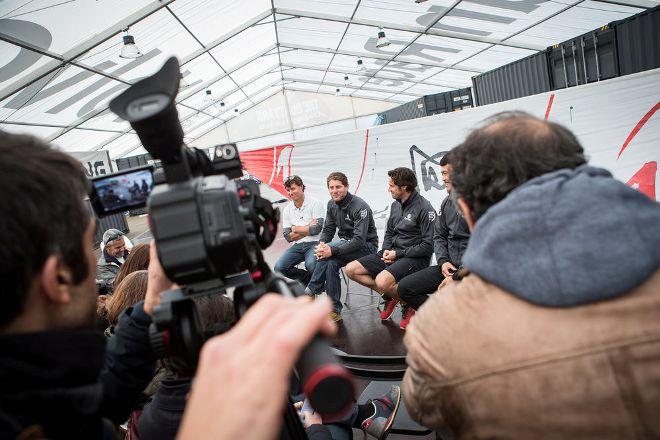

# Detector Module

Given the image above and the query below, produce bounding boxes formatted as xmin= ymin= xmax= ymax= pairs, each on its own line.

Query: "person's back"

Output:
xmin=137 ymin=373 xmax=190 ymax=440
xmin=403 ymin=113 xmax=660 ymax=439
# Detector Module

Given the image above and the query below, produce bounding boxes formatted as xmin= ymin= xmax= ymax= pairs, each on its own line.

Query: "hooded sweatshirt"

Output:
xmin=462 ymin=165 xmax=660 ymax=307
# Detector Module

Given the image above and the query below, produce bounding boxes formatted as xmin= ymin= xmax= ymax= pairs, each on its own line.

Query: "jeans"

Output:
xmin=397 ymin=264 xmax=445 ymax=310
xmin=274 ymin=241 xmax=318 ymax=285
xmin=307 ymin=240 xmax=377 ymax=314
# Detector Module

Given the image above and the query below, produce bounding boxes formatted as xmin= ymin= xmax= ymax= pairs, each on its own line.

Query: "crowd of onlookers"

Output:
xmin=1 ymin=111 xmax=659 ymax=439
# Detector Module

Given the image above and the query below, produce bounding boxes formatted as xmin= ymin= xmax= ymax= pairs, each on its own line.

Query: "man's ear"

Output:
xmin=456 ymin=198 xmax=476 ymax=232
xmin=40 ymin=255 xmax=73 ymax=305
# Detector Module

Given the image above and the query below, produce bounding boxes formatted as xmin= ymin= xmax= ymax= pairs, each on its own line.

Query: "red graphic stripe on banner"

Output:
xmin=617 ymin=102 xmax=660 ymax=159
xmin=544 ymin=94 xmax=555 ymax=120
xmin=354 ymin=129 xmax=370 ymax=195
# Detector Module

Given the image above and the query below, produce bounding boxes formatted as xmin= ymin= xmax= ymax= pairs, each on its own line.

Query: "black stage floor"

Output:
xmin=263 ymin=235 xmax=408 ymax=357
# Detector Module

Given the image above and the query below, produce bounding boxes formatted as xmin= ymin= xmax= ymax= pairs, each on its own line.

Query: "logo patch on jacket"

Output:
xmin=428 ymin=211 xmax=436 ymax=222
xmin=359 ymin=209 xmax=367 ymax=219
xmin=404 ymin=213 xmax=413 ymax=221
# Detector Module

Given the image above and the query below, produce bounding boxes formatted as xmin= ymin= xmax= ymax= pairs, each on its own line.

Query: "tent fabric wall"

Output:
xmin=242 ymin=68 xmax=660 ymax=231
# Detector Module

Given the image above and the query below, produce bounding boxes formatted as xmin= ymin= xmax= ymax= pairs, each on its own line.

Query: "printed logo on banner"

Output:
xmin=409 ymin=145 xmax=449 ymax=193
xmin=240 ymin=144 xmax=295 ymax=196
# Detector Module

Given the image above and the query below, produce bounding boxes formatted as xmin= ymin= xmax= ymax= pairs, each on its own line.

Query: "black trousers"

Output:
xmin=397 ymin=265 xmax=445 ymax=310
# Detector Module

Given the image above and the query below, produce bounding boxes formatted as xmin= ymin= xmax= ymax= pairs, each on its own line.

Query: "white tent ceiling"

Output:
xmin=0 ymin=0 xmax=653 ymax=157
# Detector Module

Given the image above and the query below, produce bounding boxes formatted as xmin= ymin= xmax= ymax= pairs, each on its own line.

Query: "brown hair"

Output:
xmin=326 ymin=171 xmax=348 ymax=187
xmin=105 ymin=270 xmax=148 ymax=326
xmin=284 ymin=175 xmax=305 ymax=191
xmin=387 ymin=167 xmax=418 ymax=192
xmin=113 ymin=243 xmax=150 ymax=289
xmin=451 ymin=111 xmax=586 ymax=221
xmin=0 ymin=131 xmax=90 ymax=328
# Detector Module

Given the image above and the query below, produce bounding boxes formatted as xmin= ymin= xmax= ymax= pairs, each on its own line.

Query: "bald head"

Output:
xmin=450 ymin=112 xmax=586 ymax=222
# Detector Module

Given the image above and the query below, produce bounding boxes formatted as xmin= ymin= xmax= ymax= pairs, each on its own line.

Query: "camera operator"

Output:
xmin=0 ymin=131 xmax=336 ymax=439
xmin=402 ymin=113 xmax=660 ymax=438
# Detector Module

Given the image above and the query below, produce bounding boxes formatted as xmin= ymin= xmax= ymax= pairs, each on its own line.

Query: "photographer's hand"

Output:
xmin=178 ymin=295 xmax=335 ymax=440
xmin=441 ymin=262 xmax=457 ymax=278
xmin=144 ymin=241 xmax=175 ymax=316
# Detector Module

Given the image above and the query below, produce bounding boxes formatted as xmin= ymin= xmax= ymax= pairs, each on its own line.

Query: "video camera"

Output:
xmin=90 ymin=57 xmax=354 ymax=425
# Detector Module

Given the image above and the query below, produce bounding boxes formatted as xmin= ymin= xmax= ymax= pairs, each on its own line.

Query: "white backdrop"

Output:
xmin=243 ymin=68 xmax=660 ymax=231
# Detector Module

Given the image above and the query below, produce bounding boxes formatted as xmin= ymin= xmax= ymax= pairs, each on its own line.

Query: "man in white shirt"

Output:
xmin=274 ymin=176 xmax=326 ymax=285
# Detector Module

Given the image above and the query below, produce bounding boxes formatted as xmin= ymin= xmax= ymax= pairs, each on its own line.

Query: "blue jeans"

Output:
xmin=274 ymin=241 xmax=318 ymax=285
xmin=306 ymin=240 xmax=377 ymax=314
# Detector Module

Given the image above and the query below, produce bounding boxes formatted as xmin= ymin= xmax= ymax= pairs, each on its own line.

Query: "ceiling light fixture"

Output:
xmin=344 ymin=75 xmax=349 ymax=86
xmin=204 ymin=89 xmax=213 ymax=103
xmin=179 ymin=73 xmax=189 ymax=88
xmin=219 ymin=101 xmax=225 ymax=107
xmin=356 ymin=58 xmax=366 ymax=72
xmin=335 ymin=88 xmax=341 ymax=96
xmin=376 ymin=27 xmax=390 ymax=48
xmin=119 ymin=29 xmax=142 ymax=59
xmin=234 ymin=108 xmax=240 ymax=115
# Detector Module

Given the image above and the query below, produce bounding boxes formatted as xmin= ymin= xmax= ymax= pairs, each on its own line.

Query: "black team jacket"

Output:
xmin=434 ymin=195 xmax=470 ymax=267
xmin=380 ymin=190 xmax=436 ymax=260
xmin=0 ymin=302 xmax=157 ymax=439
xmin=319 ymin=192 xmax=378 ymax=257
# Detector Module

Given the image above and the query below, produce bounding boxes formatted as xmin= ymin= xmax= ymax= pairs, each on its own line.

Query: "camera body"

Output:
xmin=150 ymin=172 xmax=252 ymax=285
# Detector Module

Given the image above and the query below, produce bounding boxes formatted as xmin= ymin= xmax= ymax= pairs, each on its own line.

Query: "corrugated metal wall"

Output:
xmin=472 ymin=52 xmax=550 ymax=106
xmin=379 ymin=97 xmax=426 ymax=124
xmin=616 ymin=6 xmax=660 ymax=75
xmin=472 ymin=5 xmax=658 ymax=104
xmin=115 ymin=153 xmax=153 ymax=171
xmin=548 ymin=26 xmax=618 ymax=89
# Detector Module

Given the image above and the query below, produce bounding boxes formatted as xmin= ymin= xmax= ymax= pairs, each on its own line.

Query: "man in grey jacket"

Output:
xmin=396 ymin=153 xmax=470 ymax=328
xmin=305 ymin=172 xmax=378 ymax=322
xmin=96 ymin=228 xmax=130 ymax=293
xmin=345 ymin=167 xmax=435 ymax=329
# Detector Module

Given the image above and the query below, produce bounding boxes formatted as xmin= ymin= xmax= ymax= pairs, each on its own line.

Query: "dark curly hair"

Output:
xmin=387 ymin=167 xmax=418 ymax=192
xmin=450 ymin=112 xmax=586 ymax=222
xmin=0 ymin=131 xmax=91 ymax=328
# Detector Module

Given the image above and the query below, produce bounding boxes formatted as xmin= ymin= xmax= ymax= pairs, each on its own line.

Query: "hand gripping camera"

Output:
xmin=107 ymin=57 xmax=354 ymax=427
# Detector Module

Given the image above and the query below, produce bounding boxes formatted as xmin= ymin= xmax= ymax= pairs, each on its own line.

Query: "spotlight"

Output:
xmin=376 ymin=27 xmax=390 ymax=48
xmin=344 ymin=75 xmax=349 ymax=86
xmin=120 ymin=30 xmax=142 ymax=59
xmin=203 ymin=89 xmax=213 ymax=103
xmin=219 ymin=101 xmax=225 ymax=107
xmin=357 ymin=58 xmax=366 ymax=72
xmin=234 ymin=108 xmax=240 ymax=115
xmin=335 ymin=88 xmax=341 ymax=96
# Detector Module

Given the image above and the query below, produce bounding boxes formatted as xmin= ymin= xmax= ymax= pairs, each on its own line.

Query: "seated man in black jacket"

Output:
xmin=305 ymin=172 xmax=379 ymax=322
xmin=396 ymin=152 xmax=470 ymax=327
xmin=345 ymin=168 xmax=435 ymax=330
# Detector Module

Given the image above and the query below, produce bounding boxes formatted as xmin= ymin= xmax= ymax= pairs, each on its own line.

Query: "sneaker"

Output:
xmin=329 ymin=311 xmax=343 ymax=322
xmin=399 ymin=307 xmax=415 ymax=330
xmin=380 ymin=298 xmax=399 ymax=321
xmin=361 ymin=385 xmax=401 ymax=440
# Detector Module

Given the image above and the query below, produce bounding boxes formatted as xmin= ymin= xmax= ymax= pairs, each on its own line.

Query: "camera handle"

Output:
xmin=233 ymin=266 xmax=356 ymax=419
